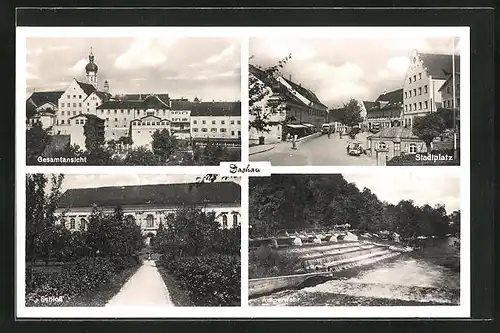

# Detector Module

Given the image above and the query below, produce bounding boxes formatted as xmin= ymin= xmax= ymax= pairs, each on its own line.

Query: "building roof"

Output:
xmin=282 ymin=77 xmax=328 ymax=109
xmin=249 ymin=64 xmax=327 ymax=110
xmin=57 ymin=182 xmax=241 ymax=209
xmin=68 ymin=113 xmax=105 ymax=121
xmin=367 ymin=126 xmax=420 ymax=140
xmin=419 ymin=53 xmax=460 ymax=80
xmin=191 ymin=102 xmax=241 ymax=117
xmin=97 ymin=100 xmax=145 ymax=110
xmin=362 ymin=101 xmax=378 ymax=111
xmin=75 ymin=80 xmax=97 ymax=96
xmin=27 ymin=91 xmax=64 ymax=107
xmin=170 ymin=99 xmax=193 ymax=110
xmin=438 ymin=72 xmax=461 ymax=92
xmin=376 ymin=88 xmax=403 ymax=104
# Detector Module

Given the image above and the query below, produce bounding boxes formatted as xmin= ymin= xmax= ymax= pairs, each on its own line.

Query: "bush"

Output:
xmin=110 ymin=255 xmax=141 ymax=273
xmin=248 ymin=247 xmax=305 ymax=279
xmin=26 ymin=257 xmax=118 ymax=305
xmin=159 ymin=254 xmax=240 ymax=306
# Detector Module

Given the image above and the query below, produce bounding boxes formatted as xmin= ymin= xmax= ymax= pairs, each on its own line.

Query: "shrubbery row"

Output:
xmin=160 ymin=254 xmax=240 ymax=306
xmin=25 ymin=256 xmax=140 ymax=306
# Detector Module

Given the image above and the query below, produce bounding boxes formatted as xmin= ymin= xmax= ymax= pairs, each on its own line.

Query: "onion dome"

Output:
xmin=85 ymin=49 xmax=98 ymax=73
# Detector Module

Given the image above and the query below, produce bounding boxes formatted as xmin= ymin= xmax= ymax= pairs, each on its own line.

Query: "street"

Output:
xmin=250 ymin=132 xmax=377 ymax=166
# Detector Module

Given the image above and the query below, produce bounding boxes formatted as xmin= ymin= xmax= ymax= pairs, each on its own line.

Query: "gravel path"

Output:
xmin=106 ymin=260 xmax=174 ymax=307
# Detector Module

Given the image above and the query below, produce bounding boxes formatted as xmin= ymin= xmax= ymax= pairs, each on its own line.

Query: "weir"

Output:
xmin=249 ymin=236 xmax=408 ymax=298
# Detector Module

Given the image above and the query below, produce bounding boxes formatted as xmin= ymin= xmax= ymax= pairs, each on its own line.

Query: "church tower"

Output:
xmin=85 ymin=48 xmax=99 ymax=88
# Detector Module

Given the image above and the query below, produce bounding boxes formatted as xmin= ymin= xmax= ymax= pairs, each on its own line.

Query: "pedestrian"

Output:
xmin=286 ymin=132 xmax=291 ymax=142
xmin=339 ymin=131 xmax=342 ymax=139
xmin=327 ymin=127 xmax=331 ymax=139
xmin=291 ymin=134 xmax=297 ymax=150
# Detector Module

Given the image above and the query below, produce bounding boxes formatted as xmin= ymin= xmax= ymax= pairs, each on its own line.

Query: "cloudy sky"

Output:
xmin=343 ymin=172 xmax=460 ymax=213
xmin=250 ymin=36 xmax=460 ymax=107
xmin=26 ymin=37 xmax=241 ymax=101
xmin=53 ymin=174 xmax=240 ymax=192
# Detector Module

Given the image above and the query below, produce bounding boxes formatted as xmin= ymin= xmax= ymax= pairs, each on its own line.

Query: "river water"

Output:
xmin=249 ymin=254 xmax=460 ymax=306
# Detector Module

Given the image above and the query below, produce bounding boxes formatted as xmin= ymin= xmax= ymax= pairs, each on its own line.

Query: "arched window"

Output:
xmin=80 ymin=218 xmax=86 ymax=230
xmin=146 ymin=214 xmax=154 ymax=228
xmin=378 ymin=142 xmax=387 ymax=149
xmin=222 ymin=215 xmax=228 ymax=229
xmin=232 ymin=214 xmax=238 ymax=228
xmin=126 ymin=215 xmax=135 ymax=224
xmin=61 ymin=219 xmax=66 ymax=228
xmin=409 ymin=143 xmax=418 ymax=154
xmin=70 ymin=218 xmax=75 ymax=229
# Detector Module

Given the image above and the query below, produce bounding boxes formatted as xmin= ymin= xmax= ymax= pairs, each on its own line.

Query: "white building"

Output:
xmin=402 ymin=50 xmax=460 ymax=127
xmin=130 ymin=115 xmax=171 ymax=149
xmin=54 ymin=182 xmax=242 ymax=243
xmin=26 ymin=91 xmax=63 ymax=130
xmin=66 ymin=114 xmax=105 ymax=149
xmin=190 ymin=102 xmax=241 ymax=147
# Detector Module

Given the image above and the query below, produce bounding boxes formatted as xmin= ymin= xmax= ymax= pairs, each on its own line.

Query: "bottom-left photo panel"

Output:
xmin=23 ymin=173 xmax=241 ymax=308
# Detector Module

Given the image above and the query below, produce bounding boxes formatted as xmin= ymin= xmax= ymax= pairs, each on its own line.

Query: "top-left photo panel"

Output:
xmin=22 ymin=33 xmax=242 ymax=166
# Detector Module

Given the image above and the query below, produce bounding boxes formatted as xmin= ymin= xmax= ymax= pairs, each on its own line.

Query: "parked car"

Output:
xmin=346 ymin=141 xmax=363 ymax=156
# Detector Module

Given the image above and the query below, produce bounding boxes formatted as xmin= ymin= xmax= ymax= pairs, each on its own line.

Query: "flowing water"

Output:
xmin=250 ymin=252 xmax=460 ymax=306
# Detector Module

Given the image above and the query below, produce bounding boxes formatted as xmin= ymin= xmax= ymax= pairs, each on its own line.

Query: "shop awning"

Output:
xmin=302 ymin=123 xmax=315 ymax=127
xmin=286 ymin=124 xmax=306 ymax=128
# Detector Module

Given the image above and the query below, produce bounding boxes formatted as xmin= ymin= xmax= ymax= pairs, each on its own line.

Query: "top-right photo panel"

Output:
xmin=249 ymin=34 xmax=463 ymax=166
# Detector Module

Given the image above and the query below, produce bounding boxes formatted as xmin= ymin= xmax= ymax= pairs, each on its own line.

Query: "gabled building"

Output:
xmin=54 ymin=181 xmax=242 ymax=244
xmin=363 ymin=88 xmax=404 ymax=130
xmin=67 ymin=114 xmax=105 ymax=150
xmin=26 ymin=91 xmax=64 ymax=129
xmin=249 ymin=64 xmax=328 ymax=145
xmin=402 ymin=50 xmax=460 ymax=127
xmin=438 ymin=72 xmax=460 ymax=110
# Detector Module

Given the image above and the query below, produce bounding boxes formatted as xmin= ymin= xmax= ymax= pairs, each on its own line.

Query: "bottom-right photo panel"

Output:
xmin=248 ymin=173 xmax=461 ymax=307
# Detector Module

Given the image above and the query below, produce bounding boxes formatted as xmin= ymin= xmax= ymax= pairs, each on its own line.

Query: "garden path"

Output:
xmin=105 ymin=260 xmax=173 ymax=307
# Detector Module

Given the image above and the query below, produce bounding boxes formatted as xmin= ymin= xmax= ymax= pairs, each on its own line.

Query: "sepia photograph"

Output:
xmin=248 ymin=173 xmax=461 ymax=306
xmin=24 ymin=35 xmax=241 ymax=166
xmin=249 ymin=35 xmax=462 ymax=166
xmin=24 ymin=173 xmax=241 ymax=308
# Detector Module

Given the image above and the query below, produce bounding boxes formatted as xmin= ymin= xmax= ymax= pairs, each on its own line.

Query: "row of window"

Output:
xmin=62 ymin=214 xmax=239 ymax=230
xmin=66 ymin=94 xmax=82 ymax=99
xmin=404 ymin=101 xmax=429 ymax=112
xmin=445 ymin=83 xmax=460 ymax=93
xmin=376 ymin=141 xmax=418 ymax=154
xmin=443 ymin=98 xmax=460 ymax=108
xmin=172 ymin=118 xmax=189 ymax=122
xmin=61 ymin=103 xmax=84 ymax=108
xmin=408 ymin=72 xmax=423 ymax=84
xmin=193 ymin=119 xmax=241 ymax=125
xmin=61 ymin=111 xmax=83 ymax=116
xmin=405 ymin=85 xmax=428 ymax=99
xmin=132 ymin=121 xmax=169 ymax=126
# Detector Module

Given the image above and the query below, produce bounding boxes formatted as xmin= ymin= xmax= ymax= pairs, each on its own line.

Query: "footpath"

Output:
xmin=105 ymin=260 xmax=174 ymax=307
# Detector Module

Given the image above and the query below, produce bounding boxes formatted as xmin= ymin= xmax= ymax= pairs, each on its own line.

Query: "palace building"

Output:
xmin=363 ymin=88 xmax=404 ymax=130
xmin=54 ymin=182 xmax=242 ymax=242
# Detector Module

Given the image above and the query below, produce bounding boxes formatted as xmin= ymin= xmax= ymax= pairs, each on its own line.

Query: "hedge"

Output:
xmin=25 ymin=256 xmax=138 ymax=306
xmin=159 ymin=254 xmax=240 ymax=306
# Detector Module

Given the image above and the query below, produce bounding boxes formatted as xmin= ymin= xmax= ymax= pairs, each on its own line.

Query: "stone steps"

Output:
xmin=279 ymin=241 xmax=363 ymax=255
xmin=299 ymin=244 xmax=379 ymax=261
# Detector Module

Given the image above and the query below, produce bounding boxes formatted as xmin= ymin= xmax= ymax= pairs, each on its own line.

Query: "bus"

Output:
xmin=321 ymin=123 xmax=336 ymax=134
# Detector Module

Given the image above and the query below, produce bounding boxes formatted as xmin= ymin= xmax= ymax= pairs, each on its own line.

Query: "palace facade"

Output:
xmin=54 ymin=182 xmax=242 ymax=238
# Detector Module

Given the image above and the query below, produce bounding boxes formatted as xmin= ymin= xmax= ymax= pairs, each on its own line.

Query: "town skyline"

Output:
xmin=250 ymin=36 xmax=461 ymax=107
xmin=26 ymin=37 xmax=241 ymax=102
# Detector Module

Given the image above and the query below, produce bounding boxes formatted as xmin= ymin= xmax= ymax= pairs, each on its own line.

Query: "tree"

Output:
xmin=86 ymin=205 xmax=143 ymax=257
xmin=26 ymin=101 xmax=37 ymax=120
xmin=449 ymin=210 xmax=460 ymax=235
xmin=193 ymin=142 xmax=239 ymax=165
xmin=340 ymin=98 xmax=364 ymax=128
xmin=83 ymin=145 xmax=115 ymax=165
xmin=26 ymin=174 xmax=65 ymax=263
xmin=83 ymin=118 xmax=105 ymax=152
xmin=249 ymin=54 xmax=292 ymax=132
xmin=412 ymin=112 xmax=447 ymax=153
xmin=123 ymin=146 xmax=161 ymax=165
xmin=157 ymin=206 xmax=222 ymax=258
xmin=26 ymin=122 xmax=51 ymax=164
xmin=151 ymin=129 xmax=178 ymax=162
